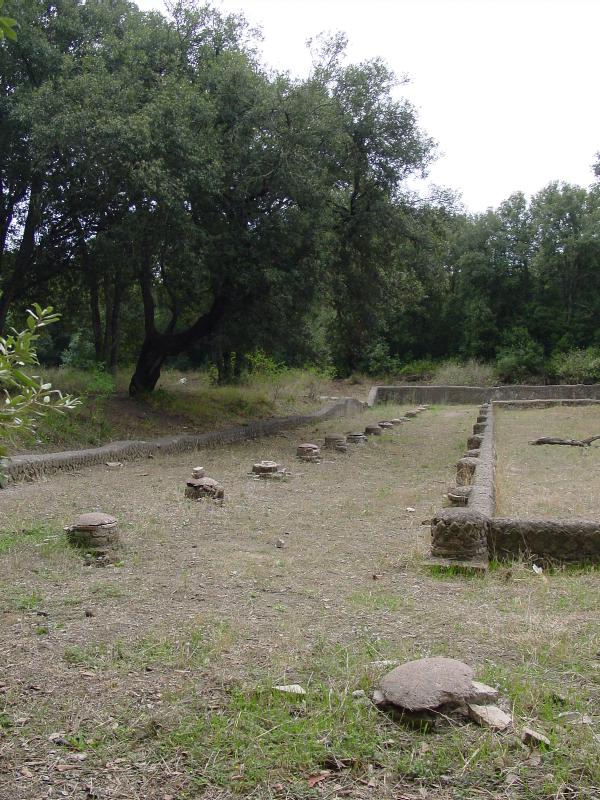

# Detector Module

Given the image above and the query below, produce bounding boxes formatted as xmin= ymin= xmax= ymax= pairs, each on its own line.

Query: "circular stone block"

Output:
xmin=364 ymin=425 xmax=382 ymax=436
xmin=380 ymin=657 xmax=475 ymax=711
xmin=404 ymin=410 xmax=417 ymax=418
xmin=378 ymin=421 xmax=394 ymax=429
xmin=464 ymin=449 xmax=481 ymax=458
xmin=347 ymin=433 xmax=367 ymax=444
xmin=456 ymin=456 xmax=480 ymax=486
xmin=297 ymin=443 xmax=320 ymax=460
xmin=467 ymin=434 xmax=484 ymax=451
xmin=477 ymin=414 xmax=488 ymax=424
xmin=67 ymin=512 xmax=117 ymax=531
xmin=390 ymin=418 xmax=403 ymax=425
xmin=324 ymin=433 xmax=347 ymax=449
xmin=430 ymin=508 xmax=490 ymax=559
xmin=446 ymin=485 xmax=472 ymax=506
xmin=252 ymin=461 xmax=280 ymax=474
xmin=65 ymin=513 xmax=119 ymax=550
xmin=473 ymin=422 xmax=486 ymax=435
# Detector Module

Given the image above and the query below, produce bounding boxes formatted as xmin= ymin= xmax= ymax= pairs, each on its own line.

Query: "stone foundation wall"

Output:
xmin=490 ymin=518 xmax=600 ymax=562
xmin=429 ymin=397 xmax=600 ymax=565
xmin=1 ymin=397 xmax=365 ymax=484
xmin=370 ymin=384 xmax=600 ymax=406
xmin=466 ymin=404 xmax=495 ymax=519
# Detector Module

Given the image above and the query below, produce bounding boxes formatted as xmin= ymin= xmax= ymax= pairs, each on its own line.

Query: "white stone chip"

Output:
xmin=272 ymin=684 xmax=306 ymax=695
xmin=467 ymin=704 xmax=512 ymax=730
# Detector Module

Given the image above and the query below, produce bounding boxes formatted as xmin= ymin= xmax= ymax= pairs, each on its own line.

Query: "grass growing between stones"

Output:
xmin=1 ymin=404 xmax=599 ymax=798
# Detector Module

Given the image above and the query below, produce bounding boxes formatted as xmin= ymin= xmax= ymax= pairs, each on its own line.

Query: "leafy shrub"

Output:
xmin=495 ymin=328 xmax=544 ymax=383
xmin=360 ymin=340 xmax=403 ymax=376
xmin=395 ymin=359 xmax=436 ymax=382
xmin=0 ymin=305 xmax=80 ymax=464
xmin=244 ymin=348 xmax=285 ymax=378
xmin=549 ymin=348 xmax=600 ymax=384
xmin=60 ymin=332 xmax=97 ymax=370
xmin=433 ymin=359 xmax=496 ymax=386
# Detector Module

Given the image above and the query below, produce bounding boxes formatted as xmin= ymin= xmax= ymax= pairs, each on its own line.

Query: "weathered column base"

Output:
xmin=429 ymin=508 xmax=490 ymax=570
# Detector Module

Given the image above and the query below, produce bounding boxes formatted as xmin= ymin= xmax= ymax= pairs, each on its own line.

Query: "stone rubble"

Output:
xmin=185 ymin=473 xmax=224 ymax=500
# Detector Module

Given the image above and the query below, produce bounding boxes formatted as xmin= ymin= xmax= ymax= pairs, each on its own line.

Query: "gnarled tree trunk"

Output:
xmin=129 ymin=290 xmax=227 ymax=396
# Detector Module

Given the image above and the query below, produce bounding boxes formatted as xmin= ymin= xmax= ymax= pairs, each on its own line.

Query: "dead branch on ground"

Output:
xmin=529 ymin=435 xmax=600 ymax=447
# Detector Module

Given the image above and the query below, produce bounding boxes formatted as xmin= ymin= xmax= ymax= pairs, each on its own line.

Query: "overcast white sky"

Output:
xmin=136 ymin=0 xmax=600 ymax=213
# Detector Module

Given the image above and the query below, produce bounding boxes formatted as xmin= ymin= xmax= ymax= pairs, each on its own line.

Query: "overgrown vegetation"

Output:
xmin=2 ymin=1 xmax=599 ymax=388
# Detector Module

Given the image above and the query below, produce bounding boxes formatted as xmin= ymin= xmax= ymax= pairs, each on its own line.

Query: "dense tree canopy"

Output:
xmin=1 ymin=0 xmax=599 ymax=388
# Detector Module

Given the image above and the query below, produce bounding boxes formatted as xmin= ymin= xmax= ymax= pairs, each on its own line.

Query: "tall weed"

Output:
xmin=433 ymin=359 xmax=496 ymax=386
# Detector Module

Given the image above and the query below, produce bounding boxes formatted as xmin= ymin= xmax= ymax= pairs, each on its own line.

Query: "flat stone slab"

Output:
xmin=66 ymin=513 xmax=117 ymax=531
xmin=380 ymin=657 xmax=475 ymax=711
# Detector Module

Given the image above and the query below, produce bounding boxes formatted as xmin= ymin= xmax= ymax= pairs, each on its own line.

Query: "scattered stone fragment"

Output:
xmin=275 ymin=538 xmax=285 ymax=549
xmin=272 ymin=684 xmax=306 ymax=696
xmin=467 ymin=681 xmax=499 ymax=704
xmin=105 ymin=461 xmax=123 ymax=469
xmin=521 ymin=727 xmax=551 ymax=748
xmin=464 ymin=449 xmax=481 ymax=458
xmin=185 ymin=476 xmax=224 ymax=500
xmin=372 ymin=689 xmax=386 ymax=706
xmin=406 ymin=507 xmax=416 ymax=513
xmin=557 ymin=711 xmax=592 ymax=725
xmin=379 ymin=657 xmax=475 ymax=711
xmin=390 ymin=418 xmax=403 ymax=425
xmin=467 ymin=704 xmax=512 ymax=730
xmin=296 ymin=443 xmax=321 ymax=461
xmin=352 ymin=690 xmax=367 ymax=699
xmin=192 ymin=466 xmax=205 ymax=479
xmin=84 ymin=609 xmax=94 ymax=618
xmin=378 ymin=421 xmax=394 ymax=429
xmin=364 ymin=425 xmax=382 ymax=436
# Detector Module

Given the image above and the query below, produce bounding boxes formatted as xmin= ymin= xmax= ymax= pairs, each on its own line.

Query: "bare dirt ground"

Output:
xmin=495 ymin=405 xmax=600 ymax=518
xmin=1 ymin=405 xmax=599 ymax=800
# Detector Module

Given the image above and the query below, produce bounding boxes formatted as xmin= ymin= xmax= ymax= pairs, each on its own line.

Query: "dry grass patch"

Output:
xmin=495 ymin=405 xmax=600 ymax=518
xmin=1 ymin=404 xmax=599 ymax=799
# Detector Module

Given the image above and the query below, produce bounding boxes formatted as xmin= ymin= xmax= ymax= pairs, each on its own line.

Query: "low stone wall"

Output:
xmin=371 ymin=384 xmax=600 ymax=406
xmin=429 ymin=397 xmax=600 ymax=565
xmin=490 ymin=518 xmax=600 ymax=562
xmin=467 ymin=404 xmax=495 ymax=519
xmin=493 ymin=399 xmax=600 ymax=410
xmin=1 ymin=397 xmax=365 ymax=484
xmin=431 ymin=403 xmax=496 ymax=564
